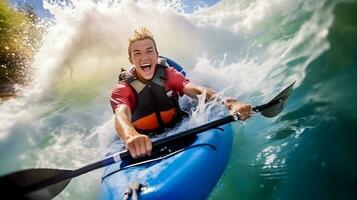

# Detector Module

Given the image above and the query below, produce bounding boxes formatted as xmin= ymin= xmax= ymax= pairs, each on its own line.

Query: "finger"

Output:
xmin=244 ymin=111 xmax=250 ymax=118
xmin=243 ymin=113 xmax=248 ymax=118
xmin=243 ymin=107 xmax=251 ymax=114
xmin=133 ymin=139 xmax=143 ymax=158
xmin=237 ymin=111 xmax=242 ymax=119
xmin=244 ymin=112 xmax=251 ymax=119
xmin=139 ymin=137 xmax=146 ymax=157
xmin=127 ymin=142 xmax=137 ymax=159
xmin=131 ymin=148 xmax=137 ymax=159
xmin=238 ymin=112 xmax=248 ymax=121
xmin=145 ymin=138 xmax=152 ymax=156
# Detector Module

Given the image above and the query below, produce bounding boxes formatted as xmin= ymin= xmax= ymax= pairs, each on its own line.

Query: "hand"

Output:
xmin=224 ymin=98 xmax=252 ymax=120
xmin=125 ymin=134 xmax=152 ymax=159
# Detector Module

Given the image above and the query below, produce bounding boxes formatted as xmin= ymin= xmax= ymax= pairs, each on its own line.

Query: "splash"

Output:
xmin=0 ymin=0 xmax=336 ymax=199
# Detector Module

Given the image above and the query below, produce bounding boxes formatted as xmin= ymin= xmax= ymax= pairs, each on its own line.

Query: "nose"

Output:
xmin=140 ymin=54 xmax=150 ymax=62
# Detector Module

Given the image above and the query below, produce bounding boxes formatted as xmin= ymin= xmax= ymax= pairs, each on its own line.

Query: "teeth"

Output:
xmin=141 ymin=63 xmax=150 ymax=67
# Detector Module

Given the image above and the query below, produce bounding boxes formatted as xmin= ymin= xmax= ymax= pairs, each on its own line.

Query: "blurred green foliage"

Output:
xmin=0 ymin=0 xmax=42 ymax=96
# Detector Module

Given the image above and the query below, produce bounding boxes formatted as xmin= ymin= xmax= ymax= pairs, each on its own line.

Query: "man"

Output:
xmin=110 ymin=27 xmax=252 ymax=159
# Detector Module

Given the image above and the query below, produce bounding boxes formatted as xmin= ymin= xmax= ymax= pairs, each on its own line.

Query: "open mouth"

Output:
xmin=141 ymin=63 xmax=152 ymax=73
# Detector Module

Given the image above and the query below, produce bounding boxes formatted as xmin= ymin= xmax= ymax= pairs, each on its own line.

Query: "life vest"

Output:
xmin=118 ymin=63 xmax=185 ymax=134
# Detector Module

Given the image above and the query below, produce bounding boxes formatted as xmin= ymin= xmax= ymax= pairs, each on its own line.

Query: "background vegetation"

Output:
xmin=0 ymin=0 xmax=43 ymax=97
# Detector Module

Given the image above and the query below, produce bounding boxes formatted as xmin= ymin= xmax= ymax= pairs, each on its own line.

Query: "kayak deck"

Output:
xmin=100 ymin=124 xmax=233 ymax=200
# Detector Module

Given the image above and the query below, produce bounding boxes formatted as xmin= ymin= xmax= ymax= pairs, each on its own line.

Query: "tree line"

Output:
xmin=0 ymin=1 xmax=43 ymax=99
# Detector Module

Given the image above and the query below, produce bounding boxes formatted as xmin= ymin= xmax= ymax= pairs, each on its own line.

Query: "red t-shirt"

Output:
xmin=110 ymin=66 xmax=189 ymax=113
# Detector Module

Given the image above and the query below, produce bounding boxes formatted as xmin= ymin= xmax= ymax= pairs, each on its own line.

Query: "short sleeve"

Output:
xmin=110 ymin=83 xmax=136 ymax=113
xmin=165 ymin=67 xmax=190 ymax=96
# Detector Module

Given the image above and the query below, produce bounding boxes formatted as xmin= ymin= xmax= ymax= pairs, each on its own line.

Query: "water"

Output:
xmin=1 ymin=0 xmax=357 ymax=199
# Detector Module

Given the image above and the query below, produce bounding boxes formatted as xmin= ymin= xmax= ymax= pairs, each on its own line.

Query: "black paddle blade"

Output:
xmin=253 ymin=81 xmax=295 ymax=118
xmin=0 ymin=168 xmax=71 ymax=200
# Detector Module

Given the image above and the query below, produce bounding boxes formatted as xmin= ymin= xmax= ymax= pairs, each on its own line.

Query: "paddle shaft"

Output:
xmin=23 ymin=113 xmax=239 ymax=194
xmin=16 ymin=81 xmax=296 ymax=196
xmin=24 ymin=93 xmax=288 ymax=194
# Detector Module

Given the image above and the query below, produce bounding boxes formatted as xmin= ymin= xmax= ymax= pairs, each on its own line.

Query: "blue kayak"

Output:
xmin=100 ymin=124 xmax=233 ymax=200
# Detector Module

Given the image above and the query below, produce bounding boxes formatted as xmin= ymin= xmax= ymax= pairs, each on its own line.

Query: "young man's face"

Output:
xmin=129 ymin=38 xmax=159 ymax=81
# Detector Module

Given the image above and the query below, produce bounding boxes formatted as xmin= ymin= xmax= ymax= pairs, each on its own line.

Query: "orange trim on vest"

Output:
xmin=132 ymin=108 xmax=176 ymax=131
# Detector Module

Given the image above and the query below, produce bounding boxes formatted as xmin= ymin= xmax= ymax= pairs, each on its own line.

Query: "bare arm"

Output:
xmin=183 ymin=82 xmax=252 ymax=120
xmin=114 ymin=104 xmax=152 ymax=158
xmin=183 ymin=82 xmax=217 ymax=101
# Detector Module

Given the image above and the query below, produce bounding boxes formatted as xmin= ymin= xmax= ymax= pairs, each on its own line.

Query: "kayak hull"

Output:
xmin=100 ymin=124 xmax=233 ymax=200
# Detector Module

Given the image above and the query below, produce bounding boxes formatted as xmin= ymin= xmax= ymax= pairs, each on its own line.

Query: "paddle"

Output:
xmin=0 ymin=81 xmax=295 ymax=200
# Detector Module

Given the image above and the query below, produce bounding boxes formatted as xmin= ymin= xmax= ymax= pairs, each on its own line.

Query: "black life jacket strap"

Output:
xmin=147 ymin=84 xmax=165 ymax=133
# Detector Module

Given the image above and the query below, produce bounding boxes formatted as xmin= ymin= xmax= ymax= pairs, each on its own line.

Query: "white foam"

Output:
xmin=0 ymin=0 xmax=338 ymax=198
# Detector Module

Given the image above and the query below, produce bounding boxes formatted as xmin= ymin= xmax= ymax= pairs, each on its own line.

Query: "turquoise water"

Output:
xmin=1 ymin=0 xmax=357 ymax=199
xmin=211 ymin=1 xmax=357 ymax=199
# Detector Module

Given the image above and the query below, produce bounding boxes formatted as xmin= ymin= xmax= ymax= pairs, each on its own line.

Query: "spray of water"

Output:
xmin=0 ymin=0 xmax=336 ymax=199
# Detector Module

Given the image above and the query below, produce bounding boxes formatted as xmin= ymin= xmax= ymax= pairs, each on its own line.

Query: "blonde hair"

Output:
xmin=128 ymin=27 xmax=158 ymax=57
